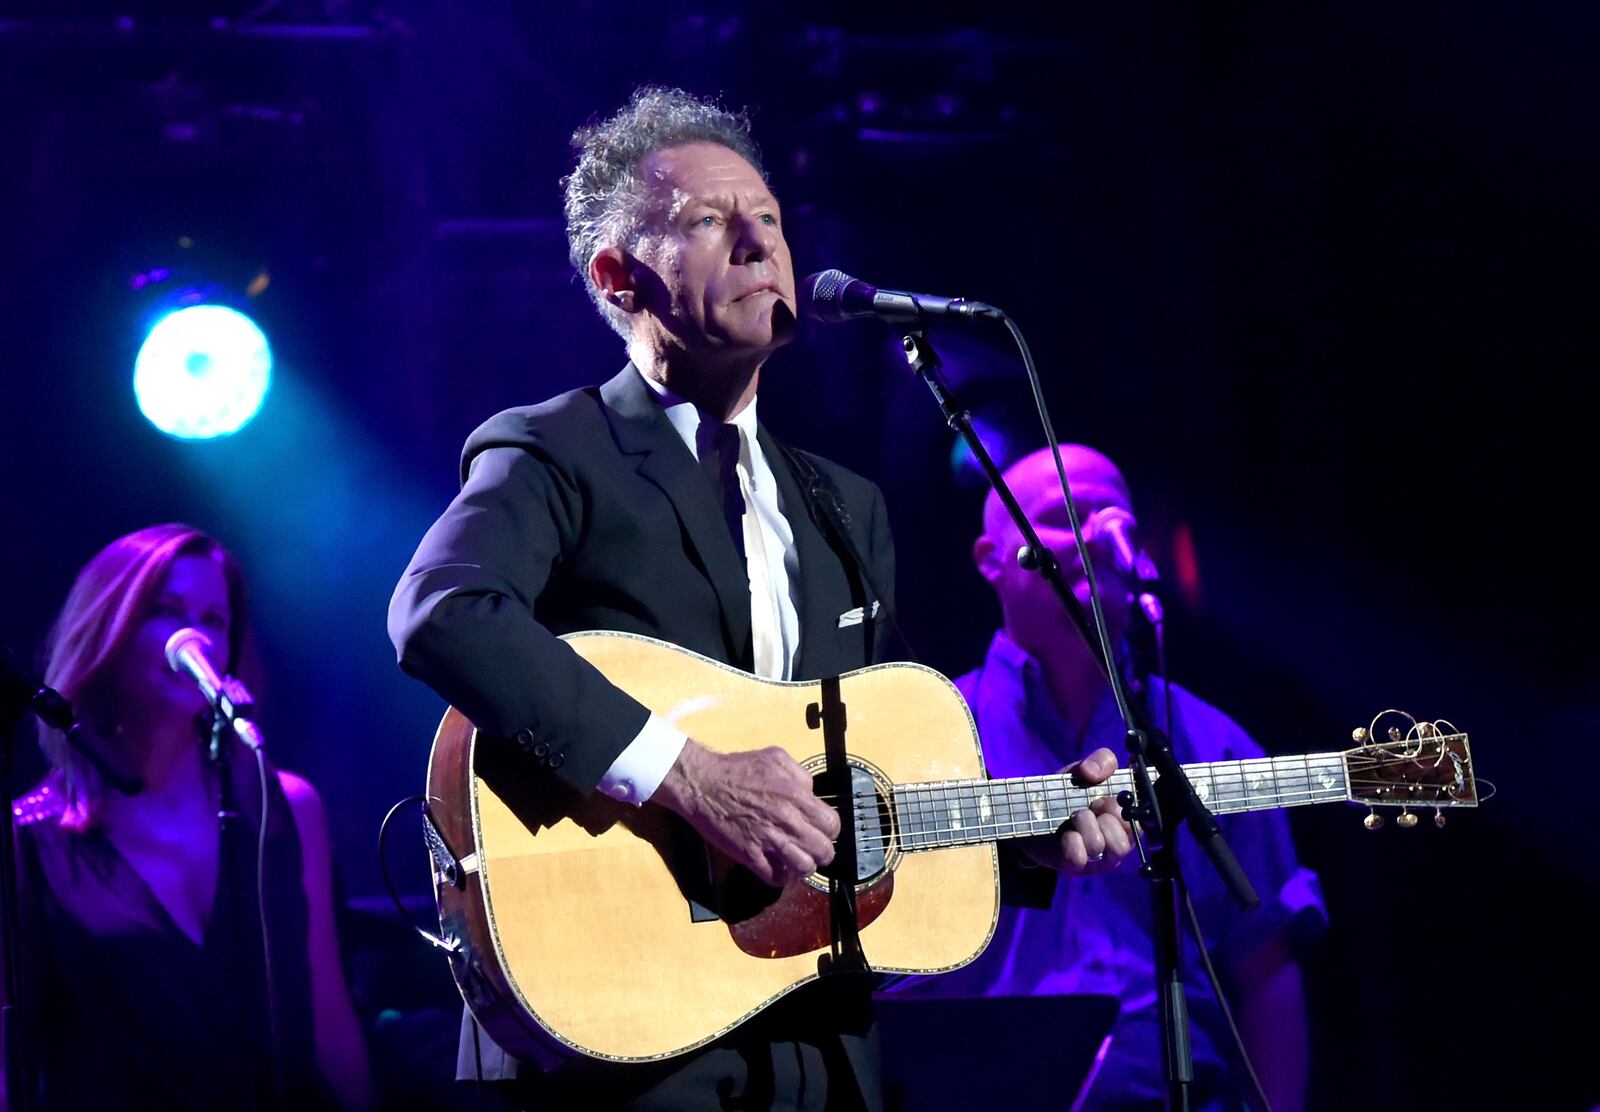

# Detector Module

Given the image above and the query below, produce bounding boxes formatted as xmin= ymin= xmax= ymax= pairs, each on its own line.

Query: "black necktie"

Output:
xmin=698 ymin=419 xmax=787 ymax=679
xmin=699 ymin=421 xmax=746 ymax=560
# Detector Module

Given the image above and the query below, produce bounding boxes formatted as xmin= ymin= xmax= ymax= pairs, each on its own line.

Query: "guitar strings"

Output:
xmin=817 ymin=769 xmax=1451 ymax=808
xmin=821 ymin=788 xmax=1347 ymax=820
xmin=841 ymin=782 xmax=1464 ymax=851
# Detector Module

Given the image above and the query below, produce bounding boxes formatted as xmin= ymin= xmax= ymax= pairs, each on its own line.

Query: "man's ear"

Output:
xmin=973 ymin=534 xmax=1004 ymax=585
xmin=590 ymin=247 xmax=638 ymax=313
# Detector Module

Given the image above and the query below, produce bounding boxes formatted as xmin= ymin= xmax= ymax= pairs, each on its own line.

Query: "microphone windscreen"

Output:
xmin=1085 ymin=506 xmax=1142 ymax=577
xmin=801 ymin=269 xmax=858 ymax=323
xmin=164 ymin=627 xmax=215 ymax=672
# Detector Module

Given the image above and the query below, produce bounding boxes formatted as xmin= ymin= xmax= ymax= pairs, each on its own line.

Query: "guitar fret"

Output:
xmin=1026 ymin=775 xmax=1053 ymax=837
xmin=1009 ymin=776 xmax=1048 ymax=838
xmin=904 ymin=785 xmax=920 ymax=849
xmin=915 ymin=784 xmax=931 ymax=848
xmin=1252 ymin=758 xmax=1274 ymax=808
xmin=994 ymin=779 xmax=1021 ymax=839
xmin=1027 ymin=776 xmax=1055 ymax=834
xmin=974 ymin=781 xmax=995 ymax=845
xmin=962 ymin=782 xmax=980 ymax=844
xmin=931 ymin=781 xmax=953 ymax=849
xmin=949 ymin=780 xmax=969 ymax=847
xmin=1046 ymin=776 xmax=1066 ymax=829
xmin=993 ymin=778 xmax=1020 ymax=839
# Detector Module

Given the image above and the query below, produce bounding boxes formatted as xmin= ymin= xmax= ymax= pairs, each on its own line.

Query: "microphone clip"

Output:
xmin=205 ymin=676 xmax=263 ymax=755
xmin=217 ymin=676 xmax=257 ymax=722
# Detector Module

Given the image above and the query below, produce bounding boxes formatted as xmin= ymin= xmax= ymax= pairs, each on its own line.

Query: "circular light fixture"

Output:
xmin=133 ymin=305 xmax=272 ymax=439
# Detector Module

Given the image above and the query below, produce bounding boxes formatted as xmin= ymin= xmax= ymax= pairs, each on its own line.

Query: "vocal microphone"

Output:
xmin=802 ymin=269 xmax=1002 ymax=325
xmin=1086 ymin=507 xmax=1165 ymax=626
xmin=164 ymin=628 xmax=263 ymax=751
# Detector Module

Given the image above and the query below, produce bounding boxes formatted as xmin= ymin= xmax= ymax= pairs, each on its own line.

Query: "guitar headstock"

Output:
xmin=1343 ymin=712 xmax=1477 ymax=828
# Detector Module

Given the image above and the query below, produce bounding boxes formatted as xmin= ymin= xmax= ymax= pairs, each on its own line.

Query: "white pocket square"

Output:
xmin=837 ymin=601 xmax=881 ymax=628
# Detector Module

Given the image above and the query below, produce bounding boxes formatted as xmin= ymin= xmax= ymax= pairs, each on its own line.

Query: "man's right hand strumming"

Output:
xmin=651 ymin=739 xmax=841 ymax=887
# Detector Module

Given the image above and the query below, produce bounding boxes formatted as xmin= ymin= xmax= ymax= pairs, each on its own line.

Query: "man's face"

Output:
xmin=630 ymin=141 xmax=796 ymax=365
xmin=979 ymin=446 xmax=1138 ymax=652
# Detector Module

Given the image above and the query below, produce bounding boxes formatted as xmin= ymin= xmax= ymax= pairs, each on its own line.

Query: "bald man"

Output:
xmin=895 ymin=445 xmax=1326 ymax=1112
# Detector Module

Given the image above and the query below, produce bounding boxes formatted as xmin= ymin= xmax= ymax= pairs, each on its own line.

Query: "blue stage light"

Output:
xmin=133 ymin=305 xmax=273 ymax=440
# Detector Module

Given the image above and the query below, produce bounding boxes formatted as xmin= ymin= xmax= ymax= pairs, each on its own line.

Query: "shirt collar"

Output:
xmin=634 ymin=365 xmax=760 ymax=463
xmin=978 ymin=628 xmax=1129 ymax=765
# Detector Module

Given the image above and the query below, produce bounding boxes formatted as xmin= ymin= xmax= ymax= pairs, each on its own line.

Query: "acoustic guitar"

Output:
xmin=422 ymin=630 xmax=1477 ymax=1062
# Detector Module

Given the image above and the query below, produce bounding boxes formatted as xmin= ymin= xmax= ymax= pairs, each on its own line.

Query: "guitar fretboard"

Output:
xmin=890 ymin=753 xmax=1350 ymax=851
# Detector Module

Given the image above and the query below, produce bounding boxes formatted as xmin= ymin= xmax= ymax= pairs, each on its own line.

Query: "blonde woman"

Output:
xmin=7 ymin=524 xmax=370 ymax=1110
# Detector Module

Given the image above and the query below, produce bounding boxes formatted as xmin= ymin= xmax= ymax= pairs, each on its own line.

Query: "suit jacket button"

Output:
xmin=514 ymin=728 xmax=535 ymax=750
xmin=532 ymin=742 xmax=550 ymax=758
xmin=548 ymin=753 xmax=565 ymax=769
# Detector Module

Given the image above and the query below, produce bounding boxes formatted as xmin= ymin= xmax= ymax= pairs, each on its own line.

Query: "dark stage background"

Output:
xmin=2 ymin=3 xmax=1595 ymax=1108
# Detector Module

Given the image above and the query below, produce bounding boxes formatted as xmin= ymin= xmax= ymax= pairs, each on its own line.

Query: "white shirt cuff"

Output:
xmin=597 ymin=713 xmax=689 ymax=806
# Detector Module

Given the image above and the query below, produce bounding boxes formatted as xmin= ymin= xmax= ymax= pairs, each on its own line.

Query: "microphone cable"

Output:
xmin=997 ymin=309 xmax=1140 ymax=735
xmin=250 ymin=741 xmax=282 ymax=1108
xmin=1001 ymin=309 xmax=1275 ymax=1111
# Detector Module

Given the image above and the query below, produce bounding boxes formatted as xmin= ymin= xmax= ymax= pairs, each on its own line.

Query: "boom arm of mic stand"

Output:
xmin=895 ymin=331 xmax=1257 ymax=910
xmin=899 ymin=332 xmax=1113 ymax=683
xmin=1133 ymin=728 xmax=1258 ymax=909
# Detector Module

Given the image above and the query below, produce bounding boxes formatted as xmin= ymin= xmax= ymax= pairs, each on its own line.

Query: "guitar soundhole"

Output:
xmin=810 ymin=762 xmax=893 ymax=886
xmin=726 ymin=760 xmax=898 ymax=960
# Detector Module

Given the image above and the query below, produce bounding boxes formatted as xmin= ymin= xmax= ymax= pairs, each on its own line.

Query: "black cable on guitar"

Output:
xmin=376 ymin=795 xmax=458 ymax=952
xmin=377 ymin=795 xmax=490 ymax=1105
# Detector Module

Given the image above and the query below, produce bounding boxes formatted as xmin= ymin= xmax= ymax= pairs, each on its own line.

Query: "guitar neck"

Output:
xmin=891 ymin=752 xmax=1350 ymax=851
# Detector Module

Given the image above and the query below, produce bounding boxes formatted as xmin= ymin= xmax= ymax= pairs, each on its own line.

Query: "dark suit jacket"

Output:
xmin=388 ymin=363 xmax=896 ymax=794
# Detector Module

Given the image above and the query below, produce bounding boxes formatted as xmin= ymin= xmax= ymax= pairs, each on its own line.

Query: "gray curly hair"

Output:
xmin=563 ymin=86 xmax=768 ymax=339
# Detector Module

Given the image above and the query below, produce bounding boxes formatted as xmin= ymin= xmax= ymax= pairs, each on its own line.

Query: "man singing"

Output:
xmin=389 ymin=88 xmax=1132 ymax=1109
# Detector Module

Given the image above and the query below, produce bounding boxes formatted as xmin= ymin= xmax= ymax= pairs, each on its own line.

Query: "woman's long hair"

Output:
xmin=39 ymin=523 xmax=249 ymax=827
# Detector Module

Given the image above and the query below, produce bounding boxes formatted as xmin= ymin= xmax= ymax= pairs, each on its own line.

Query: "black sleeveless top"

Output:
xmin=13 ymin=751 xmax=335 ymax=1111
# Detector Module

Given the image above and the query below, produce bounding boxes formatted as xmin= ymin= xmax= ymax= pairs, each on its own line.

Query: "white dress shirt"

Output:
xmin=595 ymin=367 xmax=802 ymax=805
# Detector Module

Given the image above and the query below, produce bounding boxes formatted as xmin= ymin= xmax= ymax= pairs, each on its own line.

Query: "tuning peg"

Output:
xmin=1363 ymin=810 xmax=1384 ymax=831
xmin=1434 ymin=808 xmax=1446 ymax=829
xmin=1351 ymin=727 xmax=1370 ymax=743
xmin=1397 ymin=810 xmax=1419 ymax=829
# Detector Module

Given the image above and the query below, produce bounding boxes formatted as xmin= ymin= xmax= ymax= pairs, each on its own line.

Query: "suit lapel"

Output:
xmin=599 ymin=366 xmax=753 ymax=668
xmin=759 ymin=425 xmax=848 ymax=680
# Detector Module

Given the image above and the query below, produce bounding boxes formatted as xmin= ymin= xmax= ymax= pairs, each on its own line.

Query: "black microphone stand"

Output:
xmin=898 ymin=329 xmax=1257 ymax=1111
xmin=204 ymin=687 xmax=278 ymax=1110
xmin=1123 ymin=605 xmax=1202 ymax=1108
